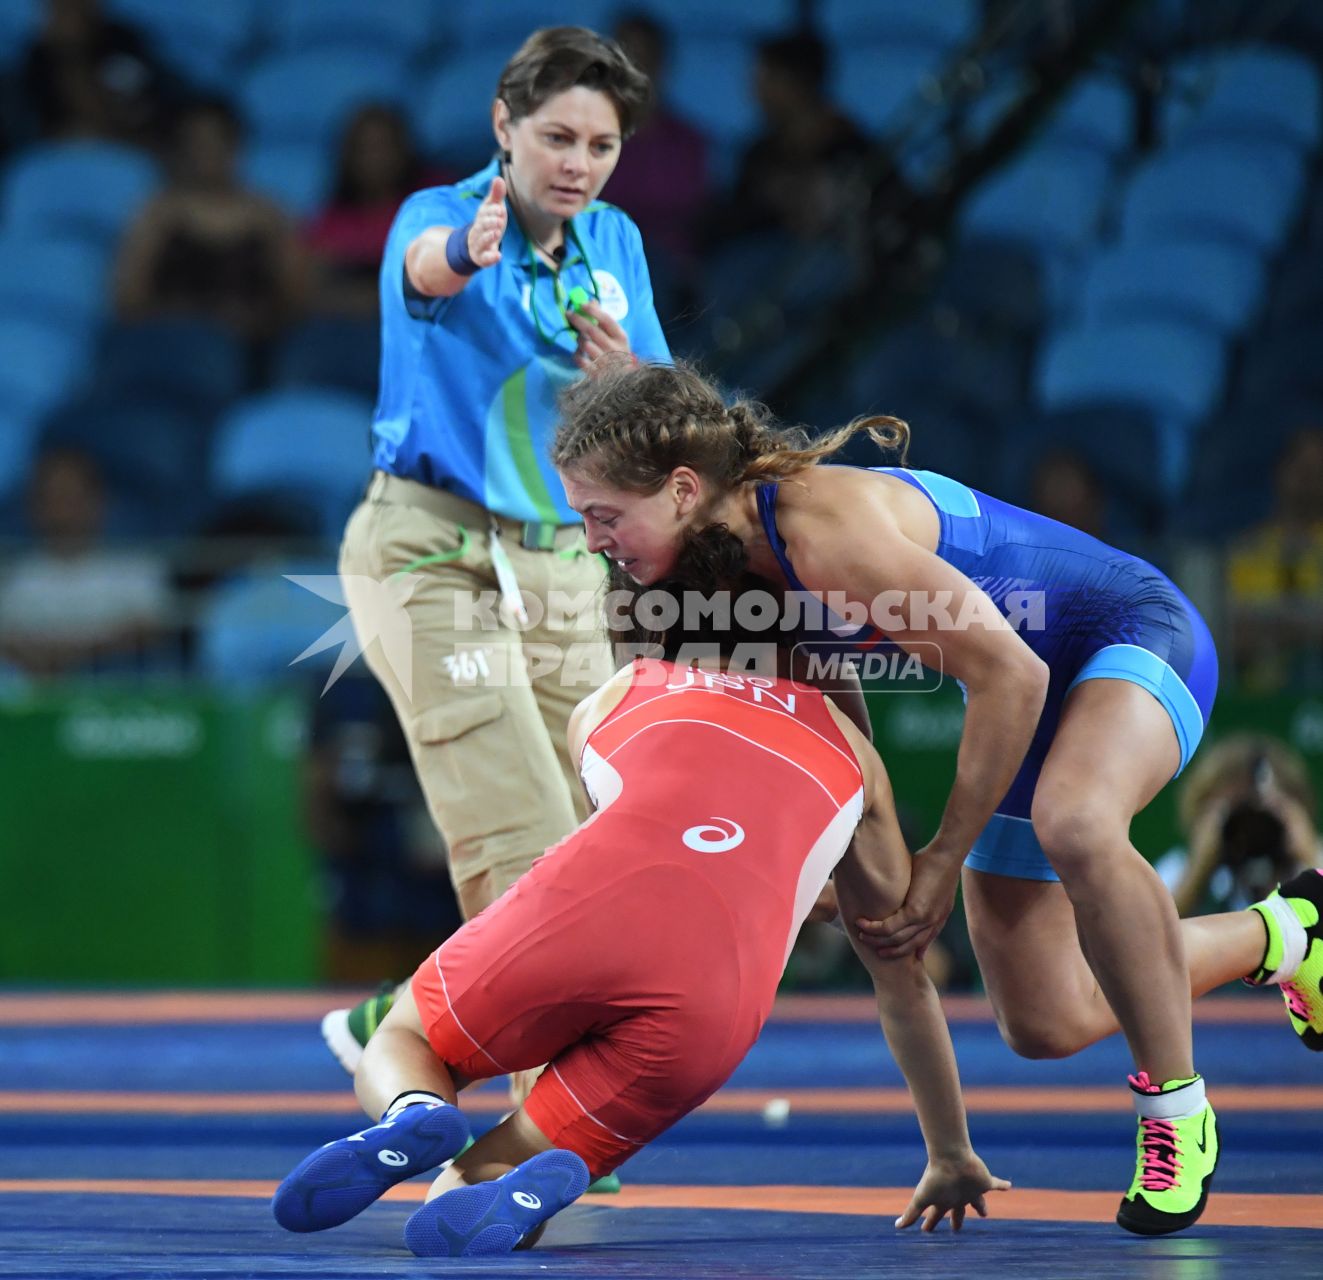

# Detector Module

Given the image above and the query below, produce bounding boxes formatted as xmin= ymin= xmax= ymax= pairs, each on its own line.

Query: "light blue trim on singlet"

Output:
xmin=898 ymin=468 xmax=983 ymax=519
xmin=965 ymin=815 xmax=1058 ymax=882
xmin=1066 ymin=643 xmax=1206 ymax=772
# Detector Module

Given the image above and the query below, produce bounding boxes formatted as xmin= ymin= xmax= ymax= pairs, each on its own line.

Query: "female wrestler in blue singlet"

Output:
xmin=551 ymin=360 xmax=1323 ymax=1238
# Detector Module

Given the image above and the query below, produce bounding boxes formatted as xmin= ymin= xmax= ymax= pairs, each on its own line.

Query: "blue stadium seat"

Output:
xmin=832 ymin=42 xmax=948 ymax=138
xmin=267 ymin=0 xmax=437 ymax=59
xmin=931 ymin=238 xmax=1046 ymax=338
xmin=239 ymin=50 xmax=411 ymax=149
xmin=197 ymin=563 xmax=346 ymax=688
xmin=1119 ymin=140 xmax=1306 ymax=256
xmin=1162 ymin=46 xmax=1322 ymax=152
xmin=1037 ymin=320 xmax=1226 ymax=423
xmin=273 ymin=318 xmax=382 ymax=401
xmin=241 ymin=142 xmax=331 ymax=218
xmin=669 ymin=36 xmax=762 ymax=148
xmin=1077 ymin=240 xmax=1265 ymax=336
xmin=628 ymin=0 xmax=797 ymax=38
xmin=450 ymin=0 xmax=613 ymax=49
xmin=1042 ymin=75 xmax=1136 ymax=158
xmin=211 ymin=388 xmax=374 ymax=536
xmin=40 ymin=399 xmax=212 ymax=536
xmin=1025 ymin=405 xmax=1172 ymax=514
xmin=416 ymin=47 xmax=511 ymax=171
xmin=820 ymin=0 xmax=977 ymax=52
xmin=0 ymin=0 xmax=39 ymax=66
xmin=106 ymin=0 xmax=261 ymax=90
xmin=96 ymin=320 xmax=246 ymax=413
xmin=0 ymin=237 xmax=111 ymax=335
xmin=963 ymin=145 xmax=1112 ymax=259
xmin=0 ymin=317 xmax=90 ymax=421
xmin=0 ymin=141 xmax=159 ymax=247
xmin=0 ymin=406 xmax=40 ymax=500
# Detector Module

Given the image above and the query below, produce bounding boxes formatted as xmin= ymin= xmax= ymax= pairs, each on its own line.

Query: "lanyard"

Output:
xmin=528 ymin=223 xmax=601 ymax=348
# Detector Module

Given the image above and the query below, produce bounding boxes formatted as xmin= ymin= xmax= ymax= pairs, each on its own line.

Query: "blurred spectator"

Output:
xmin=303 ymin=104 xmax=450 ymax=319
xmin=1226 ymin=426 xmax=1323 ymax=691
xmin=705 ymin=32 xmax=876 ymax=245
xmin=602 ymin=12 xmax=709 ymax=272
xmin=114 ymin=98 xmax=306 ymax=344
xmin=0 ymin=446 xmax=172 ymax=678
xmin=303 ymin=671 xmax=463 ymax=983
xmin=20 ymin=0 xmax=167 ymax=146
xmin=1028 ymin=448 xmax=1105 ymax=539
xmin=1156 ymin=734 xmax=1321 ymax=916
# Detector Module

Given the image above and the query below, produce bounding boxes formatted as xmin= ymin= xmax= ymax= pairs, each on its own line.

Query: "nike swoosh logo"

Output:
xmin=1195 ymin=1111 xmax=1209 ymax=1154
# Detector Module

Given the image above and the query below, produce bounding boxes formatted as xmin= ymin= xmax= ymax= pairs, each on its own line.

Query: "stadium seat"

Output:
xmin=1161 ymin=46 xmax=1322 ymax=152
xmin=272 ymin=317 xmax=382 ymax=401
xmin=95 ymin=320 xmax=246 ymax=414
xmin=832 ymin=42 xmax=948 ymax=138
xmin=196 ymin=563 xmax=346 ymax=687
xmin=1077 ymin=240 xmax=1266 ymax=336
xmin=963 ymin=146 xmax=1112 ymax=260
xmin=416 ymin=47 xmax=512 ymax=171
xmin=105 ymin=0 xmax=261 ymax=90
xmin=267 ymin=0 xmax=437 ymax=59
xmin=451 ymin=0 xmax=614 ymax=49
xmin=930 ymin=238 xmax=1047 ymax=339
xmin=820 ymin=0 xmax=977 ymax=52
xmin=241 ymin=142 xmax=331 ymax=218
xmin=0 ymin=406 xmax=40 ymax=501
xmin=0 ymin=0 xmax=39 ymax=66
xmin=669 ymin=36 xmax=762 ymax=148
xmin=0 ymin=141 xmax=158 ymax=247
xmin=211 ymin=388 xmax=374 ymax=537
xmin=0 ymin=317 xmax=90 ymax=421
xmin=1042 ymin=75 xmax=1136 ymax=158
xmin=0 ymin=237 xmax=111 ymax=335
xmin=1037 ymin=320 xmax=1226 ymax=425
xmin=1025 ymin=405 xmax=1173 ymax=513
xmin=239 ymin=50 xmax=411 ymax=150
xmin=628 ymin=0 xmax=797 ymax=38
xmin=1119 ymin=140 xmax=1306 ymax=256
xmin=40 ymin=398 xmax=212 ymax=537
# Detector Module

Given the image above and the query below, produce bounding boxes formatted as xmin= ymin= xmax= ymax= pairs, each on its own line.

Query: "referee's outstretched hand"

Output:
xmin=467 ymin=176 xmax=507 ymax=269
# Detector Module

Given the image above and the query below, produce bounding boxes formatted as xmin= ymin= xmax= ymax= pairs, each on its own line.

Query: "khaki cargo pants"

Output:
xmin=339 ymin=472 xmax=614 ymax=919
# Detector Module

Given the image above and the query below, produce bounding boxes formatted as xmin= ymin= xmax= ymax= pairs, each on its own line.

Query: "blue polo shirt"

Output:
xmin=371 ymin=158 xmax=672 ymax=523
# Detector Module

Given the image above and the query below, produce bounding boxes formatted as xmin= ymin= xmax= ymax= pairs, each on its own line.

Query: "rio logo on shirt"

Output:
xmin=682 ymin=817 xmax=745 ymax=853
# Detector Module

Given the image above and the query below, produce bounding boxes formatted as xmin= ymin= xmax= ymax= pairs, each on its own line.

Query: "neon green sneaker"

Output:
xmin=321 ymin=984 xmax=397 ymax=1074
xmin=1247 ymin=869 xmax=1323 ymax=1051
xmin=1117 ymin=1073 xmax=1218 ymax=1236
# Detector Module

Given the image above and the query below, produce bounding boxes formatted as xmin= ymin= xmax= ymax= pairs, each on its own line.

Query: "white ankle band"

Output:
xmin=384 ymin=1091 xmax=445 ymax=1118
xmin=1262 ymin=893 xmax=1307 ymax=984
xmin=1133 ymin=1075 xmax=1206 ymax=1121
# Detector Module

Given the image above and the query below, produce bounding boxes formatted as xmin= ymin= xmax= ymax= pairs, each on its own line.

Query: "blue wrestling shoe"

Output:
xmin=272 ymin=1100 xmax=470 ymax=1233
xmin=403 ymin=1149 xmax=590 ymax=1257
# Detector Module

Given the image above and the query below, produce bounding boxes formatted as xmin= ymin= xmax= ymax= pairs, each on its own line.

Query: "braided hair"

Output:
xmin=554 ymin=359 xmax=912 ymax=658
xmin=552 ymin=359 xmax=910 ymax=493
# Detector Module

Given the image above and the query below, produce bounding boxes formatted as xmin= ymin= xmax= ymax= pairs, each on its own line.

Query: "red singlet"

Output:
xmin=411 ymin=658 xmax=864 ymax=1176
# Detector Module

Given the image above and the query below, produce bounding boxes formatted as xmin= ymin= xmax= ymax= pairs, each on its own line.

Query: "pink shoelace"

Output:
xmin=1282 ymin=981 xmax=1311 ymax=1022
xmin=1128 ymin=1072 xmax=1181 ymax=1192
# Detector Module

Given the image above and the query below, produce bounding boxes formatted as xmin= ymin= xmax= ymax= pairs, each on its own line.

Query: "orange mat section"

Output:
xmin=0 ymin=1179 xmax=1315 ymax=1229
xmin=12 ymin=1085 xmax=1323 ymax=1115
xmin=0 ymin=992 xmax=1285 ymax=1025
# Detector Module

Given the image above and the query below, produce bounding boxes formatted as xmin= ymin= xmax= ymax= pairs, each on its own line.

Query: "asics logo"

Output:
xmin=377 ymin=1150 xmax=409 ymax=1167
xmin=512 ymin=1191 xmax=542 ymax=1209
xmin=682 ymin=817 xmax=745 ymax=853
